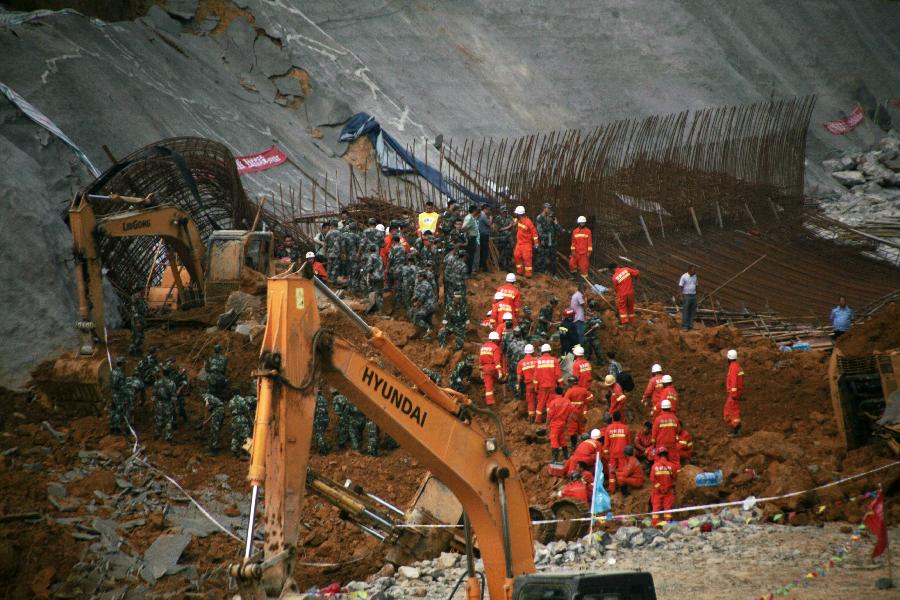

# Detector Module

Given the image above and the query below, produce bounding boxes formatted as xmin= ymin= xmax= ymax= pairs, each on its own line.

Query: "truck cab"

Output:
xmin=512 ymin=572 xmax=656 ymax=600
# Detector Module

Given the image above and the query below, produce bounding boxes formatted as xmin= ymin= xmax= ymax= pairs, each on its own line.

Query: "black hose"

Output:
xmin=447 ymin=570 xmax=486 ymax=600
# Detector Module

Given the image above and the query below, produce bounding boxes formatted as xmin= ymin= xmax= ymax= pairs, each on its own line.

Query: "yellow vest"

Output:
xmin=418 ymin=212 xmax=439 ymax=233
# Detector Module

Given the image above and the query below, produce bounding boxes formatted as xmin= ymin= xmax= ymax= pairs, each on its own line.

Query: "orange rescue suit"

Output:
xmin=650 ymin=457 xmax=677 ymax=526
xmin=564 ymin=384 xmax=593 ymax=436
xmin=724 ymin=360 xmax=745 ymax=428
xmin=612 ymin=266 xmax=640 ymax=323
xmin=546 ymin=393 xmax=573 ymax=450
xmin=479 ymin=340 xmax=504 ymax=406
xmin=516 ymin=354 xmax=539 ymax=418
xmin=533 ymin=353 xmax=562 ymax=423
xmin=569 ymin=225 xmax=593 ymax=276
xmin=514 ymin=216 xmax=538 ymax=277
xmin=573 ymin=357 xmax=593 ymax=389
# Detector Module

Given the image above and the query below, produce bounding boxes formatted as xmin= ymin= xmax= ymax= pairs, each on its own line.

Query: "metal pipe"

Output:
xmin=362 ymin=509 xmax=395 ymax=531
xmin=463 ymin=512 xmax=475 ymax=577
xmin=355 ymin=523 xmax=387 ymax=541
xmin=366 ymin=492 xmax=406 ymax=517
xmin=313 ymin=276 xmax=371 ymax=335
xmin=496 ymin=476 xmax=513 ymax=579
xmin=244 ymin=485 xmax=259 ymax=560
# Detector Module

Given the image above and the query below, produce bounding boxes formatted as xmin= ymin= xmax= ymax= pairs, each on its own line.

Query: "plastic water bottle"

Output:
xmin=695 ymin=470 xmax=723 ymax=488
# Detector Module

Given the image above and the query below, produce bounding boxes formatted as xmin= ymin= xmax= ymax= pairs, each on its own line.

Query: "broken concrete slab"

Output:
xmin=142 ymin=533 xmax=191 ymax=583
xmin=254 ymin=35 xmax=292 ymax=78
xmin=166 ymin=0 xmax=199 ymax=21
xmin=831 ymin=170 xmax=866 ymax=187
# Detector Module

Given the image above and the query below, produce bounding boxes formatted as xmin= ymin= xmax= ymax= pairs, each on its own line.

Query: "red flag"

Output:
xmin=234 ymin=145 xmax=288 ymax=174
xmin=823 ymin=105 xmax=864 ymax=135
xmin=863 ymin=491 xmax=888 ymax=558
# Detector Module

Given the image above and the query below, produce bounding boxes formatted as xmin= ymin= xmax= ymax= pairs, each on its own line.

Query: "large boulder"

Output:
xmin=729 ymin=431 xmax=804 ymax=463
xmin=830 ymin=170 xmax=866 ymax=187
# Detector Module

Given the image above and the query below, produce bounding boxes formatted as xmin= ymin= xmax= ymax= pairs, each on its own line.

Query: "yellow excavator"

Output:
xmin=230 ymin=271 xmax=656 ymax=600
xmin=38 ymin=192 xmax=273 ymax=411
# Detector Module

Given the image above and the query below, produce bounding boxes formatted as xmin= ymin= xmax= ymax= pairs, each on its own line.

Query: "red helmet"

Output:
xmin=563 ymin=308 xmax=575 ymax=318
xmin=656 ymin=445 xmax=668 ymax=455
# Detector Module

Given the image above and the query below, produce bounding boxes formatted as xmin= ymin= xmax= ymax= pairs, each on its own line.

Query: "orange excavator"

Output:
xmin=38 ymin=192 xmax=273 ymax=411
xmin=230 ymin=271 xmax=656 ymax=600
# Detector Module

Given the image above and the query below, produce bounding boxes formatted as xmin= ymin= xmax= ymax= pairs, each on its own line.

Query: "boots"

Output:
xmin=728 ymin=425 xmax=742 ymax=438
xmin=551 ymin=448 xmax=560 ymax=463
xmin=570 ymin=435 xmax=578 ymax=450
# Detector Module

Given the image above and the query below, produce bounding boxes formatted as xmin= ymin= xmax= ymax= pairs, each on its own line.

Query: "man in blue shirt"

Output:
xmin=830 ymin=296 xmax=854 ymax=338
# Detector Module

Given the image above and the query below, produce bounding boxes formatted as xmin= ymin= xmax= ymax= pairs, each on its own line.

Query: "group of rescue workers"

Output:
xmin=118 ymin=200 xmax=747 ymax=527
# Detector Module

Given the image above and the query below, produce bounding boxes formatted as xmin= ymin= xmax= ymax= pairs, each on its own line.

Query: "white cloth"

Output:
xmin=678 ymin=272 xmax=697 ymax=295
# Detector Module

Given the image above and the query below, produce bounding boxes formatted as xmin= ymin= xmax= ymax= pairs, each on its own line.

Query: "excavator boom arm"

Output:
xmin=246 ymin=276 xmax=535 ymax=600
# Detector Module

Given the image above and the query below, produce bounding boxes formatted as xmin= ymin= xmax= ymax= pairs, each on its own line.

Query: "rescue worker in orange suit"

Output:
xmin=565 ymin=428 xmax=603 ymax=476
xmin=547 ymin=387 xmax=573 ymax=463
xmin=560 ymin=461 xmax=594 ymax=503
xmin=497 ymin=273 xmax=522 ymax=318
xmin=609 ymin=262 xmax=640 ymax=324
xmin=676 ymin=427 xmax=694 ymax=464
xmin=304 ymin=251 xmax=328 ymax=281
xmin=516 ymin=344 xmax=539 ymax=422
xmin=634 ymin=421 xmax=653 ymax=461
xmin=650 ymin=446 xmax=678 ymax=527
xmin=651 ymin=399 xmax=681 ymax=466
xmin=609 ymin=445 xmax=645 ymax=496
xmin=564 ymin=375 xmax=593 ymax=450
xmin=572 ymin=345 xmax=593 ymax=389
xmin=533 ymin=343 xmax=562 ymax=424
xmin=479 ymin=331 xmax=504 ymax=406
xmin=603 ymin=411 xmax=631 ymax=491
xmin=724 ymin=348 xmax=745 ymax=437
xmin=652 ymin=374 xmax=678 ymax=416
xmin=490 ymin=291 xmax=516 ymax=333
xmin=569 ymin=216 xmax=593 ymax=276
xmin=513 ymin=205 xmax=538 ymax=278
xmin=604 ymin=374 xmax=627 ymax=417
xmin=641 ymin=363 xmax=664 ymax=409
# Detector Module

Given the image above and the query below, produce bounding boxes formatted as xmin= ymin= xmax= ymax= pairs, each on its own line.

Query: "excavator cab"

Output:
xmin=203 ymin=230 xmax=273 ymax=303
xmin=512 ymin=573 xmax=656 ymax=600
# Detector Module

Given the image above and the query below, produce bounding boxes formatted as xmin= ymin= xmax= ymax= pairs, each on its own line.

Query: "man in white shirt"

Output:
xmin=678 ymin=265 xmax=698 ymax=331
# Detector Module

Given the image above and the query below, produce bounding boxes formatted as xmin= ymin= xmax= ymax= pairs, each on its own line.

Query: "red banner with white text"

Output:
xmin=235 ymin=145 xmax=288 ymax=174
xmin=823 ymin=105 xmax=864 ymax=135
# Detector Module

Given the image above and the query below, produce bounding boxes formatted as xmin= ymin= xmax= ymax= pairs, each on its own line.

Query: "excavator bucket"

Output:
xmin=33 ymin=354 xmax=110 ymax=415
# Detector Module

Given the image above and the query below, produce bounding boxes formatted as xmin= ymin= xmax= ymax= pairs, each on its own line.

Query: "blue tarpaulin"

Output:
xmin=340 ymin=112 xmax=487 ymax=205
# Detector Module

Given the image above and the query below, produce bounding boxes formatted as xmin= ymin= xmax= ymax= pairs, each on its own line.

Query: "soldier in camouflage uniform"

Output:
xmin=519 ymin=305 xmax=534 ymax=340
xmin=443 ymin=247 xmax=469 ymax=306
xmin=203 ymin=393 xmax=224 ymax=454
xmin=535 ymin=203 xmax=562 ymax=275
xmin=333 ymin=389 xmax=364 ymax=450
xmin=439 ymin=201 xmax=459 ymax=242
xmin=324 ymin=221 xmax=343 ymax=280
xmin=109 ymin=356 xmax=128 ymax=435
xmin=313 ymin=389 xmax=331 ymax=455
xmin=438 ymin=291 xmax=469 ymax=351
xmin=449 ymin=354 xmax=475 ymax=393
xmin=362 ymin=245 xmax=385 ymax=313
xmin=584 ymin=301 xmax=604 ymax=365
xmin=493 ymin=206 xmax=515 ymax=272
xmin=153 ymin=367 xmax=177 ymax=443
xmin=387 ymin=235 xmax=407 ymax=291
xmin=422 ymin=368 xmax=443 ymax=385
xmin=206 ymin=344 xmax=229 ymax=399
xmin=341 ymin=220 xmax=362 ymax=285
xmin=365 ymin=419 xmax=381 ymax=456
xmin=448 ymin=219 xmax=468 ymax=254
xmin=124 ymin=376 xmax=140 ymax=432
xmin=536 ymin=297 xmax=559 ymax=339
xmin=229 ymin=393 xmax=255 ymax=458
xmin=135 ymin=346 xmax=160 ymax=403
xmin=505 ymin=327 xmax=527 ymax=393
xmin=417 ymin=232 xmax=440 ymax=279
xmin=411 ymin=271 xmax=437 ymax=336
xmin=167 ymin=360 xmax=189 ymax=430
xmin=363 ymin=218 xmax=383 ymax=250
xmin=398 ymin=255 xmax=419 ymax=313
xmin=128 ymin=293 xmax=149 ymax=356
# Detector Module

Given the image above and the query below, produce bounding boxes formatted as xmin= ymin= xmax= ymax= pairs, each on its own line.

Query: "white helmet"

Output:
xmin=502 ymin=312 xmax=513 ymax=321
xmin=573 ymin=345 xmax=584 ymax=356
xmin=577 ymin=216 xmax=587 ymax=224
xmin=514 ymin=205 xmax=525 ymax=215
xmin=727 ymin=349 xmax=738 ymax=360
xmin=488 ymin=331 xmax=500 ymax=341
xmin=590 ymin=428 xmax=602 ymax=440
xmin=305 ymin=251 xmax=315 ymax=259
xmin=523 ymin=344 xmax=534 ymax=354
xmin=540 ymin=343 xmax=552 ymax=353
xmin=661 ymin=399 xmax=672 ymax=410
xmin=651 ymin=363 xmax=662 ymax=374
xmin=375 ymin=223 xmax=385 ymax=231
xmin=661 ymin=374 xmax=673 ymax=384
xmin=506 ymin=273 xmax=516 ymax=283
xmin=494 ymin=291 xmax=505 ymax=301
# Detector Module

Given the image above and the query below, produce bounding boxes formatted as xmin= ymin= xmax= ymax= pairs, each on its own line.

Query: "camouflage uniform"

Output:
xmin=365 ymin=420 xmax=380 ymax=456
xmin=422 ymin=368 xmax=443 ymax=385
xmin=206 ymin=347 xmax=229 ymax=400
xmin=438 ymin=294 xmax=469 ymax=350
xmin=128 ymin=296 xmax=148 ymax=356
xmin=169 ymin=363 xmax=189 ymax=430
xmin=387 ymin=240 xmax=407 ymax=291
xmin=583 ymin=315 xmax=604 ymax=364
xmin=363 ymin=224 xmax=384 ymax=251
xmin=449 ymin=355 xmax=475 ymax=393
xmin=135 ymin=349 xmax=160 ymax=401
xmin=153 ymin=372 xmax=177 ymax=443
xmin=536 ymin=298 xmax=558 ymax=340
xmin=535 ymin=211 xmax=561 ymax=274
xmin=109 ymin=359 xmax=128 ymax=435
xmin=519 ymin=306 xmax=534 ymax=340
xmin=124 ymin=377 xmax=140 ymax=430
xmin=443 ymin=250 xmax=469 ymax=305
xmin=313 ymin=390 xmax=331 ymax=455
xmin=333 ymin=392 xmax=364 ymax=450
xmin=341 ymin=224 xmax=362 ymax=285
xmin=204 ymin=393 xmax=225 ymax=453
xmin=493 ymin=211 xmax=515 ymax=272
xmin=399 ymin=262 xmax=419 ymax=312
xmin=417 ymin=238 xmax=440 ymax=279
xmin=439 ymin=207 xmax=458 ymax=240
xmin=324 ymin=225 xmax=343 ymax=277
xmin=411 ymin=274 xmax=437 ymax=334
xmin=505 ymin=329 xmax=527 ymax=392
xmin=229 ymin=394 xmax=254 ymax=456
xmin=362 ymin=248 xmax=385 ymax=312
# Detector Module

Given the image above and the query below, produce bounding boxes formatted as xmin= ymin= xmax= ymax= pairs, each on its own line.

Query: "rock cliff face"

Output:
xmin=1 ymin=0 xmax=899 ymax=387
